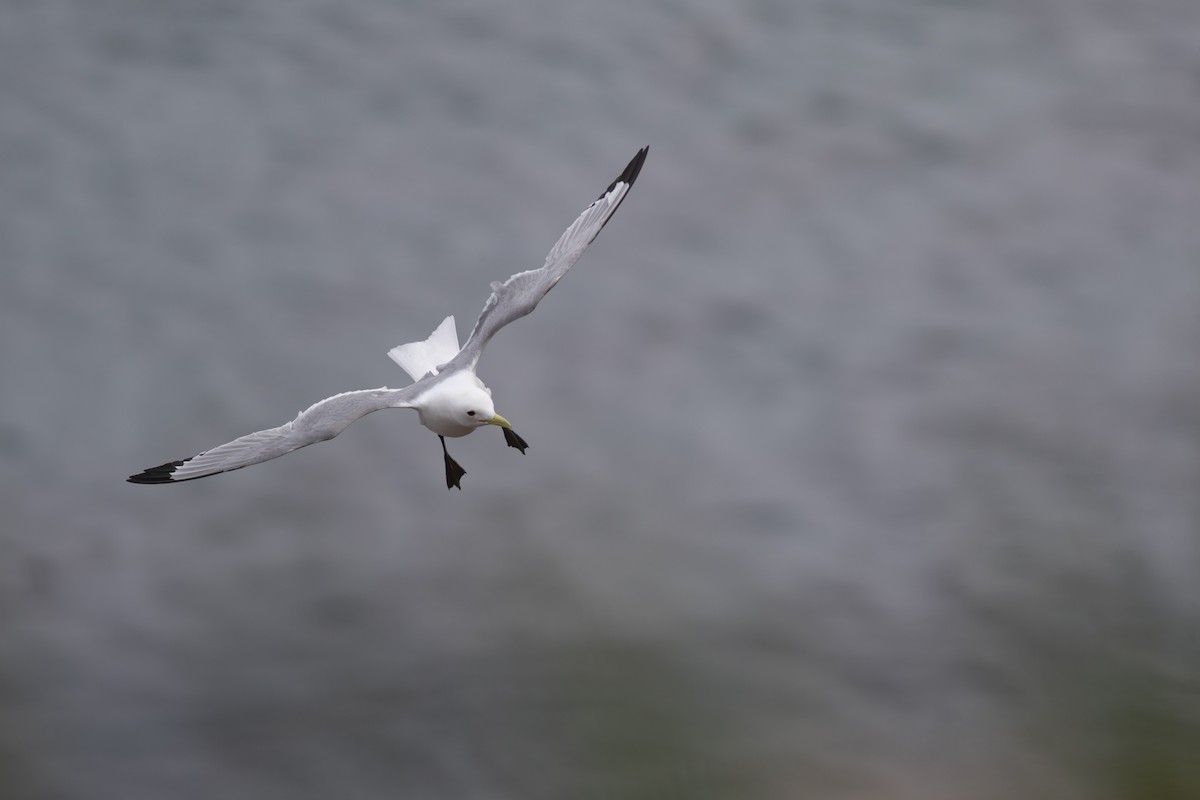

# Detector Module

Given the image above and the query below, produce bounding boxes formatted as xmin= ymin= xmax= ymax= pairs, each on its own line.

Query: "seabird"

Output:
xmin=128 ymin=147 xmax=648 ymax=489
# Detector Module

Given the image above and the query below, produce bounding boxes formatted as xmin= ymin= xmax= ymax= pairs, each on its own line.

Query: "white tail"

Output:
xmin=388 ymin=316 xmax=460 ymax=382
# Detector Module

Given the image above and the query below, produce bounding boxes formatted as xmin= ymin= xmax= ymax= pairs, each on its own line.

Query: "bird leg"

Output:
xmin=440 ymin=435 xmax=466 ymax=490
xmin=502 ymin=427 xmax=529 ymax=454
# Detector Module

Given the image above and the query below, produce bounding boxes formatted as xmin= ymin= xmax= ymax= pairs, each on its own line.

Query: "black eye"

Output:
xmin=467 ymin=410 xmax=476 ymax=416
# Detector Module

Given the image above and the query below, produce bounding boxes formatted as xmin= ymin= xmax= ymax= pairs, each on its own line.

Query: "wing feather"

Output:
xmin=128 ymin=386 xmax=418 ymax=483
xmin=444 ymin=146 xmax=648 ymax=373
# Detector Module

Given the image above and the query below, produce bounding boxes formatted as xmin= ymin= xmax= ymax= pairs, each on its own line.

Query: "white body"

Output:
xmin=412 ymin=369 xmax=495 ymax=437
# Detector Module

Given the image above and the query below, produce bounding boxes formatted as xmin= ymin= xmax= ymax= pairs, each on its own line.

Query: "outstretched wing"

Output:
xmin=443 ymin=146 xmax=648 ymax=374
xmin=128 ymin=386 xmax=418 ymax=484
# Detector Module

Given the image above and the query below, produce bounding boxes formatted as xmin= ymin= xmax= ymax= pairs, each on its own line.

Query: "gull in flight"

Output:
xmin=129 ymin=147 xmax=648 ymax=489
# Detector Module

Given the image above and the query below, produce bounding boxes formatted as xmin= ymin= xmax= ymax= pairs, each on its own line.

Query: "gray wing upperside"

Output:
xmin=443 ymin=146 xmax=648 ymax=374
xmin=128 ymin=385 xmax=420 ymax=483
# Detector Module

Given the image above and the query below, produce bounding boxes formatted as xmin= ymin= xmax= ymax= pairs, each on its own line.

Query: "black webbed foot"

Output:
xmin=440 ymin=436 xmax=466 ymax=490
xmin=503 ymin=427 xmax=529 ymax=454
xmin=444 ymin=455 xmax=466 ymax=490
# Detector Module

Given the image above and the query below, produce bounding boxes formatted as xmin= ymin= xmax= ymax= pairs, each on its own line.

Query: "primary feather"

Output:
xmin=444 ymin=146 xmax=648 ymax=374
xmin=128 ymin=388 xmax=416 ymax=483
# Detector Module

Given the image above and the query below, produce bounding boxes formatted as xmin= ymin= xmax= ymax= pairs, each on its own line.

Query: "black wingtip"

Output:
xmin=128 ymin=460 xmax=211 ymax=484
xmin=597 ymin=146 xmax=649 ymax=201
xmin=127 ymin=459 xmax=189 ymax=484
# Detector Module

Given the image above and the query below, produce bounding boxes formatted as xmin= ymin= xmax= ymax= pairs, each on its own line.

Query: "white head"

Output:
xmin=416 ymin=372 xmax=513 ymax=438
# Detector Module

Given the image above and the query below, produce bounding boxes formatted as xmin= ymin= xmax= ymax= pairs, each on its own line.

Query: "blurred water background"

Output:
xmin=3 ymin=0 xmax=1200 ymax=797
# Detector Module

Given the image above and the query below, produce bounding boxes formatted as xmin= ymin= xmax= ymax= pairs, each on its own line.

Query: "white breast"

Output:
xmin=413 ymin=372 xmax=492 ymax=437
